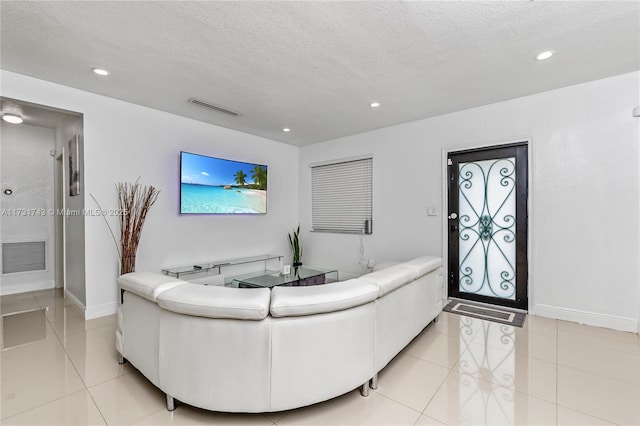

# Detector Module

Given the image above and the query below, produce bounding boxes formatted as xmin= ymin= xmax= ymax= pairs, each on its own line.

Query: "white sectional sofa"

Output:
xmin=116 ymin=256 xmax=443 ymax=413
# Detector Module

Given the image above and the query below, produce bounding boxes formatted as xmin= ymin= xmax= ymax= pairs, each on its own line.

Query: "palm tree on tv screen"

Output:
xmin=251 ymin=165 xmax=267 ymax=190
xmin=234 ymin=170 xmax=247 ymax=187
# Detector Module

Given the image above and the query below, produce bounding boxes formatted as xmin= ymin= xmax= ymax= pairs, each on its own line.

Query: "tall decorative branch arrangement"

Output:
xmin=117 ymin=181 xmax=160 ymax=274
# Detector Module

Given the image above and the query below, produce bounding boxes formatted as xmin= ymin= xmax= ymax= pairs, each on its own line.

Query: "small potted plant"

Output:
xmin=288 ymin=224 xmax=302 ymax=267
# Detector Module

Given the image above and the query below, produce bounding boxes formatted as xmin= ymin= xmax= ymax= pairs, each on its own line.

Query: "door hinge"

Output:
xmin=447 ymin=159 xmax=453 ymax=166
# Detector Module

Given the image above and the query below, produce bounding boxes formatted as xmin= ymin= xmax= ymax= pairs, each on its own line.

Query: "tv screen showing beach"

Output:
xmin=180 ymin=151 xmax=267 ymax=214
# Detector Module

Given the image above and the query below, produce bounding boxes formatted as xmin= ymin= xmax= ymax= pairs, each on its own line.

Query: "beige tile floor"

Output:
xmin=1 ymin=288 xmax=639 ymax=425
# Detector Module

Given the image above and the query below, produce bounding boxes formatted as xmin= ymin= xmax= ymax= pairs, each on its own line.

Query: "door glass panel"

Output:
xmin=458 ymin=158 xmax=516 ymax=300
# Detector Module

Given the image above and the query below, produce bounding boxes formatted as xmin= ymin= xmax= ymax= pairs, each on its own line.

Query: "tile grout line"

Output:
xmin=55 ymin=315 xmax=131 ymax=425
xmin=36 ymin=290 xmax=68 ymax=351
xmin=550 ymin=320 xmax=624 ymax=425
xmin=33 ymin=289 xmax=112 ymax=425
xmin=0 ymin=389 xmax=89 ymax=423
xmin=133 ymin=405 xmax=169 ymax=425
xmin=555 ymin=402 xmax=622 ymax=426
xmin=45 ymin=287 xmax=150 ymax=425
xmin=556 ymin=360 xmax=640 ymax=386
xmin=556 ymin=321 xmax=640 ymax=385
xmin=400 ymin=350 xmax=459 ymax=372
xmin=414 ymin=318 xmax=477 ymax=417
xmin=434 ymin=332 xmax=560 ymax=409
xmin=417 ymin=362 xmax=456 ymax=420
xmin=364 ymin=390 xmax=424 ymax=424
xmin=557 ymin=327 xmax=640 ymax=356
xmin=4 ymin=289 xmax=82 ymax=421
xmin=85 ymin=386 xmax=110 ymax=426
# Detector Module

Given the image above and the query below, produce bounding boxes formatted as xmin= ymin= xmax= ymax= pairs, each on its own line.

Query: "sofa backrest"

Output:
xmin=358 ymin=265 xmax=417 ymax=297
xmin=358 ymin=256 xmax=442 ymax=297
xmin=371 ymin=260 xmax=400 ymax=272
xmin=270 ymin=279 xmax=379 ymax=317
xmin=118 ymin=272 xmax=188 ymax=302
xmin=157 ymin=284 xmax=271 ymax=320
xmin=398 ymin=256 xmax=442 ymax=277
xmin=119 ymin=256 xmax=442 ymax=321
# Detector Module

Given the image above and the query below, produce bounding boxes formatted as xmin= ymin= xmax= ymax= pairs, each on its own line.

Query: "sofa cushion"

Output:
xmin=358 ymin=265 xmax=418 ymax=297
xmin=157 ymin=284 xmax=271 ymax=320
xmin=399 ymin=256 xmax=443 ymax=277
xmin=270 ymin=279 xmax=379 ymax=318
xmin=118 ymin=272 xmax=188 ymax=302
xmin=371 ymin=260 xmax=400 ymax=272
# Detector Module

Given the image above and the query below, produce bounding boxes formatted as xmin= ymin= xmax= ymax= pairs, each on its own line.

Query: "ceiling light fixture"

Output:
xmin=370 ymin=102 xmax=381 ymax=108
xmin=535 ymin=51 xmax=555 ymax=61
xmin=91 ymin=67 xmax=110 ymax=76
xmin=2 ymin=113 xmax=23 ymax=124
xmin=282 ymin=128 xmax=291 ymax=132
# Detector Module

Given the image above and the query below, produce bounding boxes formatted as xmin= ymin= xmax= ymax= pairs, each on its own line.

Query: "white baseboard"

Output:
xmin=0 ymin=279 xmax=54 ymax=296
xmin=85 ymin=301 xmax=119 ymax=320
xmin=63 ymin=290 xmax=117 ymax=320
xmin=64 ymin=289 xmax=86 ymax=313
xmin=534 ymin=304 xmax=638 ymax=334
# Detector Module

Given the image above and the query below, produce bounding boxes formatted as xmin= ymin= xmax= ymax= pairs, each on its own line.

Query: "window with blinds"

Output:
xmin=311 ymin=157 xmax=372 ymax=234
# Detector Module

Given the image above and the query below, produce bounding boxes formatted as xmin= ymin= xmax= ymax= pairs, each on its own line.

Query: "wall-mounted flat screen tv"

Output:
xmin=180 ymin=151 xmax=267 ymax=214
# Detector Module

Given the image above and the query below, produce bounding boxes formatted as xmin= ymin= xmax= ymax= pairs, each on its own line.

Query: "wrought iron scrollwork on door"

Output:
xmin=458 ymin=158 xmax=516 ymax=300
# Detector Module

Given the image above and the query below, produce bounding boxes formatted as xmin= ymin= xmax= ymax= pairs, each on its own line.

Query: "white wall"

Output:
xmin=1 ymin=70 xmax=299 ymax=319
xmin=0 ymin=123 xmax=56 ymax=294
xmin=299 ymin=72 xmax=640 ymax=332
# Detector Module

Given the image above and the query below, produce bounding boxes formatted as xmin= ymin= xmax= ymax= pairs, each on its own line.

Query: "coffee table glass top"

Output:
xmin=232 ymin=266 xmax=338 ymax=288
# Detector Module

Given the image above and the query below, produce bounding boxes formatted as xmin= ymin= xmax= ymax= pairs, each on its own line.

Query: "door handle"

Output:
xmin=448 ymin=213 xmax=458 ymax=220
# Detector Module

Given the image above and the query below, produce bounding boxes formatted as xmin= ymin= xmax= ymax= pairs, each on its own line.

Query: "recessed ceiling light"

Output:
xmin=2 ymin=113 xmax=23 ymax=124
xmin=535 ymin=51 xmax=555 ymax=61
xmin=282 ymin=128 xmax=291 ymax=132
xmin=370 ymin=102 xmax=381 ymax=108
xmin=91 ymin=67 xmax=110 ymax=76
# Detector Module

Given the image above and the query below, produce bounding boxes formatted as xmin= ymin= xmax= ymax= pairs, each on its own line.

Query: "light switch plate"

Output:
xmin=427 ymin=207 xmax=437 ymax=216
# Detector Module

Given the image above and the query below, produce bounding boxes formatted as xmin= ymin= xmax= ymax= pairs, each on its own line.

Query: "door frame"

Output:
xmin=441 ymin=139 xmax=534 ymax=312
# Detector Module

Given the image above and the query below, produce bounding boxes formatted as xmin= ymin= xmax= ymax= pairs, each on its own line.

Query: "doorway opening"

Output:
xmin=1 ymin=97 xmax=83 ymax=301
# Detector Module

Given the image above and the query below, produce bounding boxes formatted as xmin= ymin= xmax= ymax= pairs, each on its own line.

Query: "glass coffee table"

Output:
xmin=232 ymin=266 xmax=338 ymax=289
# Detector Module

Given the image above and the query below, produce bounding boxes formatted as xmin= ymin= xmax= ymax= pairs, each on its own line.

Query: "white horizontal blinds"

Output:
xmin=312 ymin=157 xmax=372 ymax=233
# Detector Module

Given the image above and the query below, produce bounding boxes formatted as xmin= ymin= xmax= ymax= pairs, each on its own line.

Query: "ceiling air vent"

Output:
xmin=188 ymin=98 xmax=239 ymax=116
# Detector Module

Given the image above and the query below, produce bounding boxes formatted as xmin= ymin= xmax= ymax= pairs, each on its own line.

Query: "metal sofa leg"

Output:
xmin=360 ymin=382 xmax=370 ymax=397
xmin=118 ymin=354 xmax=127 ymax=365
xmin=166 ymin=395 xmax=176 ymax=411
xmin=434 ymin=314 xmax=440 ymax=323
xmin=369 ymin=373 xmax=378 ymax=390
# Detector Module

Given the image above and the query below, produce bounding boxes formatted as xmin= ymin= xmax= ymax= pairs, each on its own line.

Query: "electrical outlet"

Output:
xmin=427 ymin=206 xmax=437 ymax=216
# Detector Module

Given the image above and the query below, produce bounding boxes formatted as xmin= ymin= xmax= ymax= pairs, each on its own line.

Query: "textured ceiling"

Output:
xmin=1 ymin=1 xmax=638 ymax=146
